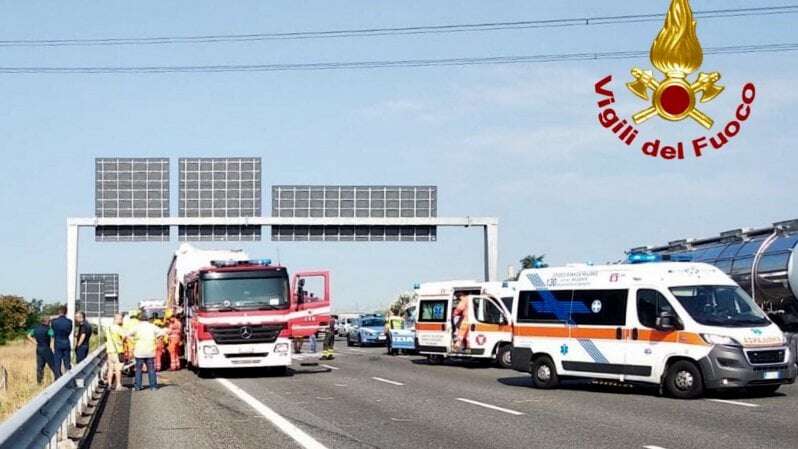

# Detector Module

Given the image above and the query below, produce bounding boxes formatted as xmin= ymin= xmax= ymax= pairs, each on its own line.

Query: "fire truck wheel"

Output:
xmin=530 ymin=356 xmax=559 ymax=389
xmin=496 ymin=344 xmax=512 ymax=369
xmin=663 ymin=360 xmax=704 ymax=399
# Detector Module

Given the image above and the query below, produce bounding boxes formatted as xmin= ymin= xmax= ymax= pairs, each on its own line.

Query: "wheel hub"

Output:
xmin=674 ymin=370 xmax=694 ymax=390
xmin=537 ymin=365 xmax=552 ymax=381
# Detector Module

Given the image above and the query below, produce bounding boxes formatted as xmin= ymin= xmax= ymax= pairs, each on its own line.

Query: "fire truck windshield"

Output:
xmin=202 ymin=276 xmax=289 ymax=310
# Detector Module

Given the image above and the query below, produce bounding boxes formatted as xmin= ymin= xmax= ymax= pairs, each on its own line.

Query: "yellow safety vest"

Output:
xmin=105 ymin=324 xmax=125 ymax=354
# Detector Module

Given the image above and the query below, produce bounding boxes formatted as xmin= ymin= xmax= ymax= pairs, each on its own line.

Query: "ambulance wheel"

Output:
xmin=427 ymin=354 xmax=444 ymax=365
xmin=530 ymin=356 xmax=559 ymax=389
xmin=664 ymin=360 xmax=704 ymax=399
xmin=497 ymin=345 xmax=512 ymax=369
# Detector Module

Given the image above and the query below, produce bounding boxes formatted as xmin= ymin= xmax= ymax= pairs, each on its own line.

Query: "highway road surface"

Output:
xmin=85 ymin=339 xmax=797 ymax=449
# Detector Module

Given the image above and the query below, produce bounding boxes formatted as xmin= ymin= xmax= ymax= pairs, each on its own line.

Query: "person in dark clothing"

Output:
xmin=75 ymin=312 xmax=91 ymax=363
xmin=51 ymin=306 xmax=73 ymax=377
xmin=27 ymin=316 xmax=57 ymax=384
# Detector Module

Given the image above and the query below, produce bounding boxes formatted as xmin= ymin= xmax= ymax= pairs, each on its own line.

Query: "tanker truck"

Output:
xmin=166 ymin=243 xmax=331 ymax=374
xmin=634 ymin=219 xmax=798 ymax=359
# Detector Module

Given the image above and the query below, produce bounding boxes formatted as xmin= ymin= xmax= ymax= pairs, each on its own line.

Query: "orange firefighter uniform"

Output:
xmin=167 ymin=318 xmax=182 ymax=371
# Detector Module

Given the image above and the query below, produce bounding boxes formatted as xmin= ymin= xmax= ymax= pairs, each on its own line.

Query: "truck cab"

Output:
xmin=167 ymin=244 xmax=331 ymax=372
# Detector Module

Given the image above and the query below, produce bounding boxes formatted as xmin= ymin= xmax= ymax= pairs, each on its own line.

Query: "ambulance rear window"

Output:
xmin=419 ymin=300 xmax=448 ymax=322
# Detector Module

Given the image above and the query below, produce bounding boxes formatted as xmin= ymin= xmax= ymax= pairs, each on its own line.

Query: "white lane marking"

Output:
xmin=334 ymin=384 xmax=347 ymax=387
xmin=217 ymin=378 xmax=328 ymax=449
xmin=455 ymin=398 xmax=524 ymax=416
xmin=372 ymin=377 xmax=405 ymax=386
xmin=320 ymin=364 xmax=339 ymax=370
xmin=643 ymin=446 xmax=668 ymax=449
xmin=707 ymin=398 xmax=760 ymax=408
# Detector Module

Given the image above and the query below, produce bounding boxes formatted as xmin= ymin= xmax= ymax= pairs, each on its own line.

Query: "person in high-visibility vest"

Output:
xmin=385 ymin=309 xmax=405 ymax=354
xmin=153 ymin=316 xmax=166 ymax=371
xmin=123 ymin=310 xmax=141 ymax=365
xmin=167 ymin=315 xmax=183 ymax=371
xmin=321 ymin=317 xmax=336 ymax=360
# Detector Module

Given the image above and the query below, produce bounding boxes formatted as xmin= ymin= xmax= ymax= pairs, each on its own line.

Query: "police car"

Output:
xmin=347 ymin=314 xmax=387 ymax=346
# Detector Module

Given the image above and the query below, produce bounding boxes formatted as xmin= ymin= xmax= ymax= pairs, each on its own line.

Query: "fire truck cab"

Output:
xmin=167 ymin=244 xmax=330 ymax=372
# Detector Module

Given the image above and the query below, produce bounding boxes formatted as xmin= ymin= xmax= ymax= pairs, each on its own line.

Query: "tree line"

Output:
xmin=0 ymin=295 xmax=65 ymax=344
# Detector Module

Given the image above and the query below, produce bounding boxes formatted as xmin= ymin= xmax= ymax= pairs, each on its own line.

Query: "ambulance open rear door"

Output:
xmin=416 ymin=297 xmax=451 ymax=359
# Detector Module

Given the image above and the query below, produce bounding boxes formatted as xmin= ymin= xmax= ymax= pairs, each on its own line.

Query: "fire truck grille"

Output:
xmin=209 ymin=323 xmax=284 ymax=345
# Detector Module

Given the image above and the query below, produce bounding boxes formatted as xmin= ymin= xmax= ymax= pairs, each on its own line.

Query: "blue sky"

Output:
xmin=0 ymin=1 xmax=795 ymax=312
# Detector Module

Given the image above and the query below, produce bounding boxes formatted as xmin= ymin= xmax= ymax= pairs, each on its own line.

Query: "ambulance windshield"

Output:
xmin=669 ymin=285 xmax=770 ymax=327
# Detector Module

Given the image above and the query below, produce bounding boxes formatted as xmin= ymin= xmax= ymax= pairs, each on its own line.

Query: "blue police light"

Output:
xmin=413 ymin=283 xmax=420 ymax=290
xmin=252 ymin=258 xmax=272 ymax=265
xmin=627 ymin=253 xmax=660 ymax=264
xmin=532 ymin=260 xmax=545 ymax=268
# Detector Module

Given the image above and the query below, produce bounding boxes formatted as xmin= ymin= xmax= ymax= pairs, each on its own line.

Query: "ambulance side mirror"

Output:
xmin=656 ymin=311 xmax=677 ymax=331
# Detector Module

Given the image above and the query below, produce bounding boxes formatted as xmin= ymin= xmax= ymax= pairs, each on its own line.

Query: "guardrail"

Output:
xmin=0 ymin=347 xmax=106 ymax=449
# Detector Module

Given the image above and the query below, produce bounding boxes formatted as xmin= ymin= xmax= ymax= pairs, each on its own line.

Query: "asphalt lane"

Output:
xmin=88 ymin=339 xmax=798 ymax=449
xmin=219 ymin=341 xmax=798 ymax=449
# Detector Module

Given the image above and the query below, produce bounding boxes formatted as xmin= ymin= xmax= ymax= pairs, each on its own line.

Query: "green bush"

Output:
xmin=0 ymin=295 xmax=31 ymax=344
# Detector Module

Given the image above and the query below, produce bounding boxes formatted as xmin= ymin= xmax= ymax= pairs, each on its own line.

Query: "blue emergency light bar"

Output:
xmin=627 ymin=253 xmax=693 ymax=264
xmin=211 ymin=258 xmax=272 ymax=268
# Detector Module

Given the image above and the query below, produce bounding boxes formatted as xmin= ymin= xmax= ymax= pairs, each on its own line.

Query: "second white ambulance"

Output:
xmin=510 ymin=260 xmax=796 ymax=398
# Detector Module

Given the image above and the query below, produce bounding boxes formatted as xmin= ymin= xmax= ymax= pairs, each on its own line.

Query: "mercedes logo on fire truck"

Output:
xmin=240 ymin=326 xmax=253 ymax=340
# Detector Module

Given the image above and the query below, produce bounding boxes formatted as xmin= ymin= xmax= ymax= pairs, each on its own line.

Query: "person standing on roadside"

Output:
xmin=167 ymin=314 xmax=183 ymax=371
xmin=128 ymin=311 xmax=167 ymax=391
xmin=75 ymin=312 xmax=92 ymax=363
xmin=27 ymin=316 xmax=56 ymax=384
xmin=105 ymin=313 xmax=126 ymax=391
xmin=50 ymin=306 xmax=73 ymax=377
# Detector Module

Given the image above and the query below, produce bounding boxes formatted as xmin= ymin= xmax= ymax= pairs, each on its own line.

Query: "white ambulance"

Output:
xmin=415 ymin=280 xmax=516 ymax=368
xmin=510 ymin=261 xmax=796 ymax=398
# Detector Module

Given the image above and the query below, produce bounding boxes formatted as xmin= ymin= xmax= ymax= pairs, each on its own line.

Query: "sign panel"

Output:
xmin=178 ymin=157 xmax=262 ymax=241
xmin=95 ymin=158 xmax=170 ymax=241
xmin=79 ymin=273 xmax=119 ymax=318
xmin=271 ymin=185 xmax=437 ymax=241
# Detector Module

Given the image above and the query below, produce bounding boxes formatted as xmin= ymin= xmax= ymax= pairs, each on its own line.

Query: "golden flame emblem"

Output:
xmin=626 ymin=0 xmax=724 ymax=128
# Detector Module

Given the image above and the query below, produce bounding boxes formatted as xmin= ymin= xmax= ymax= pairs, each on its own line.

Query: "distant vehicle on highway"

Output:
xmin=510 ymin=258 xmax=797 ymax=399
xmin=415 ymin=280 xmax=515 ymax=368
xmin=337 ymin=313 xmax=360 ymax=337
xmin=347 ymin=314 xmax=387 ymax=346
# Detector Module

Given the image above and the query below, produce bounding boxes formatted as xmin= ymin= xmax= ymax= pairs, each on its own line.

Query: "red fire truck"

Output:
xmin=166 ymin=244 xmax=331 ymax=374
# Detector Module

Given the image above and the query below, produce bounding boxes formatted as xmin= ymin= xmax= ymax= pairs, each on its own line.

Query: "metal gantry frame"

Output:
xmin=66 ymin=216 xmax=499 ymax=318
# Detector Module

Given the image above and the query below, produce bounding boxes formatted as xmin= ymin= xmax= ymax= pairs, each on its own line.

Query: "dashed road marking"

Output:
xmin=217 ymin=378 xmax=328 ymax=449
xmin=372 ymin=377 xmax=405 ymax=386
xmin=320 ymin=364 xmax=339 ymax=370
xmin=643 ymin=446 xmax=668 ymax=449
xmin=455 ymin=398 xmax=524 ymax=416
xmin=707 ymin=399 xmax=760 ymax=408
